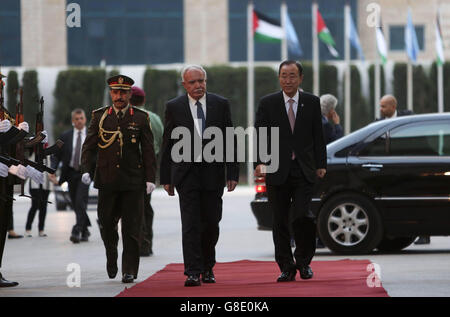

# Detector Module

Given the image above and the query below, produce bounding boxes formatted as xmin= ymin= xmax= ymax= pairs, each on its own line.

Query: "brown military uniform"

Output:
xmin=81 ymin=104 xmax=156 ymax=278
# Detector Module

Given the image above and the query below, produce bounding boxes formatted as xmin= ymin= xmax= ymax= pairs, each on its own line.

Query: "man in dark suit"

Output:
xmin=160 ymin=65 xmax=239 ymax=287
xmin=50 ymin=109 xmax=91 ymax=243
xmin=320 ymin=94 xmax=343 ymax=144
xmin=255 ymin=60 xmax=326 ymax=282
xmin=378 ymin=94 xmax=413 ymax=120
xmin=81 ymin=75 xmax=156 ymax=284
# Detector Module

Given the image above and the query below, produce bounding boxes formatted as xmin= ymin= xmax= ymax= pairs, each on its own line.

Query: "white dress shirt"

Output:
xmin=283 ymin=90 xmax=300 ymax=117
xmin=188 ymin=94 xmax=207 ymax=136
xmin=71 ymin=127 xmax=87 ymax=168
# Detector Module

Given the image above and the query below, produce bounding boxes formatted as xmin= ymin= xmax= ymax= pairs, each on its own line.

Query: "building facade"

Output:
xmin=1 ymin=0 xmax=449 ymax=67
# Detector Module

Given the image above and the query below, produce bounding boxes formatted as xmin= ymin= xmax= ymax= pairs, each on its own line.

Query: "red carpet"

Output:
xmin=116 ymin=260 xmax=389 ymax=297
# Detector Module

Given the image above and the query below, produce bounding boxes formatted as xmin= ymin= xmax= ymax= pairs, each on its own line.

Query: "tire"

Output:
xmin=317 ymin=193 xmax=383 ymax=255
xmin=376 ymin=236 xmax=417 ymax=252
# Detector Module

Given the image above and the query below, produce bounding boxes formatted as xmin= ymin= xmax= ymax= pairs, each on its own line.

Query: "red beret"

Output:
xmin=131 ymin=86 xmax=145 ymax=97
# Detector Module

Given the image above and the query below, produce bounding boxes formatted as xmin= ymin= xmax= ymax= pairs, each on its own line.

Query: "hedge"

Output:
xmin=53 ymin=68 xmax=106 ymax=138
xmin=429 ymin=62 xmax=450 ymax=113
xmin=143 ymin=68 xmax=179 ymax=121
xmin=6 ymin=70 xmax=19 ymax=113
xmin=22 ymin=70 xmax=40 ymax=132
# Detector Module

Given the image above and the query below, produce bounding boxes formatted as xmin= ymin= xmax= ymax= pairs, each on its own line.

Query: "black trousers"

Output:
xmin=267 ymin=159 xmax=317 ymax=272
xmin=0 ymin=178 xmax=13 ymax=267
xmin=176 ymin=166 xmax=224 ymax=276
xmin=141 ymin=193 xmax=154 ymax=253
xmin=97 ymin=188 xmax=144 ymax=277
xmin=67 ymin=170 xmax=91 ymax=234
xmin=25 ymin=188 xmax=50 ymax=231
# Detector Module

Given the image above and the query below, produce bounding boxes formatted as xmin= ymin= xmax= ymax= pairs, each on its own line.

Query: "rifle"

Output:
xmin=31 ymin=97 xmax=64 ymax=204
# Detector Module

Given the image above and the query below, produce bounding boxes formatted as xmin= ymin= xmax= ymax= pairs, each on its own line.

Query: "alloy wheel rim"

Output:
xmin=327 ymin=203 xmax=369 ymax=246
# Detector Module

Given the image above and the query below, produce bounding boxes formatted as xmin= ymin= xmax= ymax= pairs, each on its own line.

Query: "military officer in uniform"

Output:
xmin=81 ymin=75 xmax=156 ymax=284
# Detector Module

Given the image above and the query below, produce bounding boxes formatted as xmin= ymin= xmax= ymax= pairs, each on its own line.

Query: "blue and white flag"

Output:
xmin=284 ymin=10 xmax=303 ymax=56
xmin=348 ymin=11 xmax=364 ymax=60
xmin=405 ymin=8 xmax=419 ymax=62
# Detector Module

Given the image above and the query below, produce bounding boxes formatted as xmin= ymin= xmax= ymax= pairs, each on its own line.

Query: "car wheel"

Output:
xmin=376 ymin=236 xmax=417 ymax=252
xmin=317 ymin=193 xmax=383 ymax=255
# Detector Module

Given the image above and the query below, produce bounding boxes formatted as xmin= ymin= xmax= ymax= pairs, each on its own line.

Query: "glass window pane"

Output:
xmin=358 ymin=133 xmax=387 ymax=156
xmin=389 ymin=121 xmax=450 ymax=156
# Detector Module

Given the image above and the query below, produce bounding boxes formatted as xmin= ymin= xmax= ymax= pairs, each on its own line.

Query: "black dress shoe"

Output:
xmin=81 ymin=230 xmax=90 ymax=242
xmin=299 ymin=266 xmax=313 ymax=280
xmin=8 ymin=234 xmax=23 ymax=239
xmin=70 ymin=232 xmax=81 ymax=244
xmin=122 ymin=273 xmax=135 ymax=283
xmin=414 ymin=236 xmax=430 ymax=245
xmin=184 ymin=275 xmax=201 ymax=287
xmin=277 ymin=270 xmax=296 ymax=282
xmin=107 ymin=262 xmax=118 ymax=279
xmin=140 ymin=249 xmax=153 ymax=257
xmin=202 ymin=270 xmax=216 ymax=283
xmin=0 ymin=273 xmax=19 ymax=288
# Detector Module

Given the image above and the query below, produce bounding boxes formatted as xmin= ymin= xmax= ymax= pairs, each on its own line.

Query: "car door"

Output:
xmin=348 ymin=119 xmax=450 ymax=236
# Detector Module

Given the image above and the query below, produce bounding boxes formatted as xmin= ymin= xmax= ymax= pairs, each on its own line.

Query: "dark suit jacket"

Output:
xmin=51 ymin=129 xmax=77 ymax=185
xmin=322 ymin=115 xmax=344 ymax=145
xmin=255 ymin=90 xmax=327 ymax=185
xmin=160 ymin=93 xmax=239 ymax=190
xmin=81 ymin=106 xmax=156 ymax=191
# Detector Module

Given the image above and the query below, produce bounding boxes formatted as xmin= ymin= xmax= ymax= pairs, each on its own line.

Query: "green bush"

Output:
xmin=343 ymin=66 xmax=370 ymax=131
xmin=393 ymin=63 xmax=407 ymax=111
xmin=412 ymin=65 xmax=432 ymax=114
xmin=300 ymin=62 xmax=313 ymax=93
xmin=143 ymin=68 xmax=179 ymax=121
xmin=320 ymin=64 xmax=338 ymax=97
xmin=53 ymin=68 xmax=106 ymax=138
xmin=368 ymin=64 xmax=385 ymax=118
xmin=6 ymin=70 xmax=19 ymax=114
xmin=428 ymin=62 xmax=450 ymax=113
xmin=22 ymin=70 xmax=40 ymax=132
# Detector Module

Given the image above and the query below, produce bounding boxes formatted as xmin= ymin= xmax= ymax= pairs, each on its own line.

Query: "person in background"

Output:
xmin=25 ymin=153 xmax=51 ymax=238
xmin=320 ymin=94 xmax=343 ymax=144
xmin=50 ymin=109 xmax=91 ymax=244
xmin=129 ymin=86 xmax=164 ymax=257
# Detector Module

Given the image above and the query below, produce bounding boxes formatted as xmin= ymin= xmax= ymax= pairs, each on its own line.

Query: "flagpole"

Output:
xmin=374 ymin=15 xmax=381 ymax=119
xmin=281 ymin=1 xmax=288 ymax=61
xmin=247 ymin=0 xmax=255 ymax=186
xmin=438 ymin=62 xmax=444 ymax=113
xmin=407 ymin=60 xmax=413 ymax=112
xmin=437 ymin=8 xmax=444 ymax=113
xmin=312 ymin=0 xmax=319 ymax=96
xmin=344 ymin=1 xmax=351 ymax=135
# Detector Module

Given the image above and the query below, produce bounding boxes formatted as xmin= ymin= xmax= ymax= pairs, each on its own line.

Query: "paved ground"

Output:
xmin=1 ymin=186 xmax=449 ymax=297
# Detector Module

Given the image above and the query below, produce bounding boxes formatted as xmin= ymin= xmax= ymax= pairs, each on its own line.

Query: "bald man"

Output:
xmin=378 ymin=95 xmax=413 ymax=120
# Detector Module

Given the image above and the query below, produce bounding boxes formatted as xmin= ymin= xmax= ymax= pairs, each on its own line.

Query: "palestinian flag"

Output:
xmin=253 ymin=10 xmax=284 ymax=43
xmin=317 ymin=9 xmax=339 ymax=57
xmin=436 ymin=13 xmax=444 ymax=66
xmin=376 ymin=18 xmax=388 ymax=64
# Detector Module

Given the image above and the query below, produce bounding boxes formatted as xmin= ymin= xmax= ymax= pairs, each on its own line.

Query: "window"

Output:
xmin=0 ymin=0 xmax=21 ymax=66
xmin=389 ymin=121 xmax=450 ymax=156
xmin=67 ymin=0 xmax=184 ymax=65
xmin=358 ymin=133 xmax=388 ymax=156
xmin=389 ymin=25 xmax=425 ymax=51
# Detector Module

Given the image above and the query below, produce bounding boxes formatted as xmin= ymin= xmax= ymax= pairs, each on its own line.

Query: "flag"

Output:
xmin=348 ymin=11 xmax=364 ymax=60
xmin=435 ymin=13 xmax=445 ymax=66
xmin=317 ymin=9 xmax=339 ymax=57
xmin=376 ymin=18 xmax=387 ymax=64
xmin=405 ymin=8 xmax=419 ymax=63
xmin=253 ymin=10 xmax=284 ymax=43
xmin=284 ymin=10 xmax=302 ymax=56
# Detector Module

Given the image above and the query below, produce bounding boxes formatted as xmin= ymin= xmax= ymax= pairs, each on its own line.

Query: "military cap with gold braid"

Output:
xmin=107 ymin=74 xmax=134 ymax=90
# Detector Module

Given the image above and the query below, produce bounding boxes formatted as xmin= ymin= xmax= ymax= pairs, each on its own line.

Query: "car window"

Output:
xmin=389 ymin=120 xmax=450 ymax=156
xmin=358 ymin=133 xmax=388 ymax=156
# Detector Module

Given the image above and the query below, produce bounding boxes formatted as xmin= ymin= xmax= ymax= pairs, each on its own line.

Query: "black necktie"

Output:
xmin=73 ymin=131 xmax=81 ymax=170
xmin=196 ymin=101 xmax=206 ymax=134
xmin=118 ymin=110 xmax=123 ymax=120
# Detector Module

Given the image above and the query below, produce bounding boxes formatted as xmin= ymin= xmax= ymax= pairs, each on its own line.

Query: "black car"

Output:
xmin=251 ymin=113 xmax=450 ymax=254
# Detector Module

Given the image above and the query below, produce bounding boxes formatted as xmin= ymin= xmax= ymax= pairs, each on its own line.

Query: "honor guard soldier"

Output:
xmin=81 ymin=75 xmax=156 ymax=284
